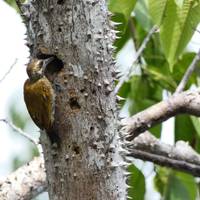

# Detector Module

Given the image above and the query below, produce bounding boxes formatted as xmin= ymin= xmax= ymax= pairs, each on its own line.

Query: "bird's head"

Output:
xmin=26 ymin=57 xmax=54 ymax=81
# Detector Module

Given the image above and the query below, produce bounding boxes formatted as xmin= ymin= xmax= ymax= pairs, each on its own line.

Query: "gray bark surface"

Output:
xmin=0 ymin=157 xmax=46 ymax=200
xmin=23 ymin=0 xmax=126 ymax=199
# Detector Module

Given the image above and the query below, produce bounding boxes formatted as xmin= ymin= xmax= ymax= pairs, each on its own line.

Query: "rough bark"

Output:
xmin=127 ymin=132 xmax=200 ymax=177
xmin=0 ymin=157 xmax=46 ymax=200
xmin=2 ymin=129 xmax=200 ymax=199
xmin=22 ymin=0 xmax=126 ymax=199
xmin=122 ymin=90 xmax=200 ymax=140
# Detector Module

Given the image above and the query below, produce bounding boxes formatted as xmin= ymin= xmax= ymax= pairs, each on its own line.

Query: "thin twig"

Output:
xmin=0 ymin=59 xmax=17 ymax=83
xmin=175 ymin=48 xmax=200 ymax=93
xmin=114 ymin=25 xmax=158 ymax=94
xmin=0 ymin=119 xmax=42 ymax=154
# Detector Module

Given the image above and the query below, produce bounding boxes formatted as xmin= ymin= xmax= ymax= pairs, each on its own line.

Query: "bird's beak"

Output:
xmin=43 ymin=57 xmax=55 ymax=69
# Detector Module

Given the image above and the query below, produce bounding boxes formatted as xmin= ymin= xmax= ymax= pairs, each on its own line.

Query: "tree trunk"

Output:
xmin=23 ymin=0 xmax=126 ymax=199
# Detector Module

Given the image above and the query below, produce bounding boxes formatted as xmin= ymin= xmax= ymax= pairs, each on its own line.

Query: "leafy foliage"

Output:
xmin=108 ymin=0 xmax=137 ymax=52
xmin=4 ymin=0 xmax=26 ymax=12
xmin=159 ymin=0 xmax=200 ymax=69
xmin=108 ymin=0 xmax=137 ymax=22
xmin=5 ymin=0 xmax=200 ymax=199
xmin=4 ymin=0 xmax=19 ymax=11
xmin=155 ymin=168 xmax=197 ymax=200
xmin=128 ymin=165 xmax=145 ymax=200
xmin=149 ymin=0 xmax=200 ymax=69
xmin=108 ymin=0 xmax=200 ymax=199
xmin=175 ymin=115 xmax=196 ymax=143
xmin=149 ymin=0 xmax=168 ymax=25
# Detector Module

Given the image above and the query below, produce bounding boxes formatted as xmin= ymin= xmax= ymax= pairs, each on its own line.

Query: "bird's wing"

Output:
xmin=24 ymin=77 xmax=55 ymax=130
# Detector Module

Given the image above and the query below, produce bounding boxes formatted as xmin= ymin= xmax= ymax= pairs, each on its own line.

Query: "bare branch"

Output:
xmin=0 ymin=119 xmax=42 ymax=154
xmin=125 ymin=132 xmax=200 ymax=177
xmin=123 ymin=48 xmax=200 ymax=171
xmin=121 ymin=90 xmax=200 ymax=140
xmin=1 ymin=133 xmax=199 ymax=200
xmin=114 ymin=25 xmax=158 ymax=94
xmin=0 ymin=59 xmax=17 ymax=83
xmin=0 ymin=157 xmax=47 ymax=199
xmin=175 ymin=49 xmax=200 ymax=93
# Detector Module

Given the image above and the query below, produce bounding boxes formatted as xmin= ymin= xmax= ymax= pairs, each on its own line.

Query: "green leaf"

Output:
xmin=4 ymin=0 xmax=25 ymax=12
xmin=190 ymin=116 xmax=200 ymax=138
xmin=131 ymin=17 xmax=149 ymax=49
xmin=149 ymin=124 xmax=162 ymax=138
xmin=145 ymin=64 xmax=177 ymax=91
xmin=134 ymin=0 xmax=153 ymax=31
xmin=194 ymin=137 xmax=200 ymax=153
xmin=108 ymin=0 xmax=137 ymax=21
xmin=128 ymin=165 xmax=145 ymax=200
xmin=159 ymin=0 xmax=178 ymax=70
xmin=164 ymin=172 xmax=197 ymax=200
xmin=164 ymin=175 xmax=190 ymax=200
xmin=172 ymin=53 xmax=197 ymax=88
xmin=129 ymin=75 xmax=143 ymax=101
xmin=175 ymin=0 xmax=185 ymax=7
xmin=155 ymin=168 xmax=197 ymax=200
xmin=4 ymin=0 xmax=18 ymax=10
xmin=111 ymin=14 xmax=131 ymax=53
xmin=188 ymin=116 xmax=200 ymax=153
xmin=129 ymin=75 xmax=162 ymax=113
xmin=118 ymin=81 xmax=131 ymax=98
xmin=154 ymin=167 xmax=170 ymax=196
xmin=144 ymin=53 xmax=197 ymax=92
xmin=128 ymin=75 xmax=162 ymax=137
xmin=160 ymin=0 xmax=200 ymax=70
xmin=149 ymin=0 xmax=168 ymax=25
xmin=108 ymin=0 xmax=137 ymax=53
xmin=129 ymin=76 xmax=153 ymax=114
xmin=143 ymin=32 xmax=167 ymax=67
xmin=175 ymin=172 xmax=197 ymax=200
xmin=175 ymin=115 xmax=196 ymax=143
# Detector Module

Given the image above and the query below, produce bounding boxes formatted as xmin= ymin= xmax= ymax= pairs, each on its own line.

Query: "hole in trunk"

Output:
xmin=69 ymin=97 xmax=81 ymax=110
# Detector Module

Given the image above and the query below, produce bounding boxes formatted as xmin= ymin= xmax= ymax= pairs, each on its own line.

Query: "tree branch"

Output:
xmin=0 ymin=157 xmax=47 ymax=200
xmin=0 ymin=132 xmax=199 ymax=200
xmin=175 ymin=48 xmax=200 ymax=93
xmin=125 ymin=132 xmax=200 ymax=177
xmin=0 ymin=119 xmax=42 ymax=154
xmin=0 ymin=59 xmax=17 ymax=83
xmin=121 ymin=90 xmax=200 ymax=140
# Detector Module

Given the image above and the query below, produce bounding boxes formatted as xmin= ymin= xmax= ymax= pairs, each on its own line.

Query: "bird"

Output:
xmin=24 ymin=57 xmax=56 ymax=141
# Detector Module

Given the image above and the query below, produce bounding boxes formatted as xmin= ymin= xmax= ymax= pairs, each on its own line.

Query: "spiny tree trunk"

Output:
xmin=23 ymin=0 xmax=126 ymax=199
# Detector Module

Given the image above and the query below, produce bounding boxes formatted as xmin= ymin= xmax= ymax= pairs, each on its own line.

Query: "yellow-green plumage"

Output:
xmin=24 ymin=60 xmax=55 ymax=132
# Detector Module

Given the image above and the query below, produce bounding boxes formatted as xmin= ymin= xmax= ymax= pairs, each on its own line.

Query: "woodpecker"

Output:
xmin=24 ymin=58 xmax=56 ymax=140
